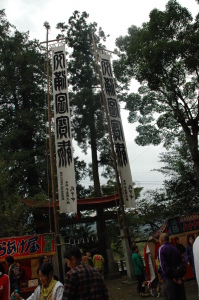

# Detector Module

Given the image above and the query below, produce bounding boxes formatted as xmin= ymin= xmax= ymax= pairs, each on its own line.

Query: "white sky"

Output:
xmin=1 ymin=0 xmax=198 ymax=191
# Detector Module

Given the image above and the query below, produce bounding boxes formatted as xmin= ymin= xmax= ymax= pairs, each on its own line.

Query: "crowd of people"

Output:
xmin=1 ymin=234 xmax=198 ymax=299
xmin=130 ymin=233 xmax=198 ymax=299
xmin=0 ymin=248 xmax=107 ymax=300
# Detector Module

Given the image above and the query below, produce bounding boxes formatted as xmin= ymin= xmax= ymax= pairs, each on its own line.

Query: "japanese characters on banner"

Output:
xmin=0 ymin=234 xmax=55 ymax=261
xmin=52 ymin=45 xmax=77 ymax=213
xmin=99 ymin=52 xmax=135 ymax=208
xmin=169 ymin=213 xmax=199 ymax=236
xmin=153 ymin=214 xmax=199 ymax=239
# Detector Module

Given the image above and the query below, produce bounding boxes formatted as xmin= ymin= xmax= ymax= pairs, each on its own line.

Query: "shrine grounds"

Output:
xmin=105 ymin=275 xmax=198 ymax=300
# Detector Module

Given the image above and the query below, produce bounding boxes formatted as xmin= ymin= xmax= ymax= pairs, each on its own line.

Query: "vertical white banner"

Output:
xmin=99 ymin=52 xmax=135 ymax=208
xmin=52 ymin=45 xmax=77 ymax=213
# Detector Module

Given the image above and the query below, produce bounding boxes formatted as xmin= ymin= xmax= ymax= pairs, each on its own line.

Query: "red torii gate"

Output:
xmin=23 ymin=193 xmax=119 ymax=210
xmin=22 ymin=193 xmax=120 ymax=226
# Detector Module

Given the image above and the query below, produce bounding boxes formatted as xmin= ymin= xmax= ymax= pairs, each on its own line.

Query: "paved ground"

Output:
xmin=105 ymin=275 xmax=198 ymax=300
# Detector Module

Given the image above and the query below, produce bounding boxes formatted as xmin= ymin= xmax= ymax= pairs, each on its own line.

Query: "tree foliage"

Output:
xmin=0 ymin=10 xmax=50 ymax=236
xmin=155 ymin=138 xmax=199 ymax=214
xmin=105 ymin=185 xmax=144 ymax=257
xmin=74 ymin=156 xmax=90 ymax=198
xmin=129 ymin=138 xmax=199 ymax=237
xmin=57 ymin=11 xmax=114 ymax=196
xmin=0 ymin=159 xmax=33 ymax=237
xmin=60 ymin=222 xmax=97 ymax=253
xmin=56 ymin=12 xmax=120 ymax=271
xmin=114 ymin=0 xmax=199 ymax=185
xmin=0 ymin=9 xmax=48 ymax=197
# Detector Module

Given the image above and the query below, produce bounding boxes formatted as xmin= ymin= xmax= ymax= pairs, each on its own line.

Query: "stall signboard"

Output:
xmin=168 ymin=213 xmax=199 ymax=236
xmin=153 ymin=213 xmax=199 ymax=239
xmin=0 ymin=234 xmax=55 ymax=260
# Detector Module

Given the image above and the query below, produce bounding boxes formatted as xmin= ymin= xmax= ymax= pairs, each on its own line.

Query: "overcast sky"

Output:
xmin=1 ymin=0 xmax=198 ymax=191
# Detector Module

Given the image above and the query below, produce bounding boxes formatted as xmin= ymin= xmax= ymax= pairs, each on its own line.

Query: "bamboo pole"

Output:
xmin=46 ymin=26 xmax=64 ymax=283
xmin=91 ymin=34 xmax=128 ymax=230
xmin=91 ymin=34 xmax=135 ymax=279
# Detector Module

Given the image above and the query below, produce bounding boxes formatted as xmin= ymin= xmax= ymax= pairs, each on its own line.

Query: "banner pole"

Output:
xmin=45 ymin=24 xmax=64 ymax=283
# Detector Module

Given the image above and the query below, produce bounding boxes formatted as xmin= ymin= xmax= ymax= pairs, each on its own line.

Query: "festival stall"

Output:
xmin=0 ymin=233 xmax=56 ymax=298
xmin=144 ymin=213 xmax=199 ymax=282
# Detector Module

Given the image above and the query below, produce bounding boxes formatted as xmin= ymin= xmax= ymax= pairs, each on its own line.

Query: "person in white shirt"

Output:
xmin=11 ymin=262 xmax=63 ymax=300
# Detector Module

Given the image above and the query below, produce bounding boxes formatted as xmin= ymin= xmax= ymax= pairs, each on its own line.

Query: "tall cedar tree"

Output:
xmin=114 ymin=0 xmax=199 ymax=186
xmin=56 ymin=11 xmax=117 ymax=273
xmin=56 ymin=11 xmax=113 ymax=197
xmin=0 ymin=9 xmax=48 ymax=197
xmin=0 ymin=10 xmax=94 ymax=236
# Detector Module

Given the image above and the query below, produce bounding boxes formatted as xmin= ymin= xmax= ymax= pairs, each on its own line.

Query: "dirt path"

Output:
xmin=105 ymin=275 xmax=198 ymax=300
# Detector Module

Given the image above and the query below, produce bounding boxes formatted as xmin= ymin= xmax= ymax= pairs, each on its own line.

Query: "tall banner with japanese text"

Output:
xmin=99 ymin=51 xmax=135 ymax=208
xmin=52 ymin=45 xmax=77 ymax=213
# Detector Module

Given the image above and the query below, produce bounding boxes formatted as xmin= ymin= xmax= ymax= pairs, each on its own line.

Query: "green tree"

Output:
xmin=114 ymin=0 xmax=199 ymax=185
xmin=154 ymin=137 xmax=199 ymax=215
xmin=74 ymin=156 xmax=90 ymax=199
xmin=0 ymin=9 xmax=48 ymax=197
xmin=128 ymin=191 xmax=168 ymax=237
xmin=0 ymin=11 xmax=91 ymax=237
xmin=127 ymin=138 xmax=199 ymax=238
xmin=0 ymin=159 xmax=33 ymax=237
xmin=56 ymin=11 xmax=119 ymax=274
xmin=105 ymin=185 xmax=144 ymax=258
xmin=60 ymin=222 xmax=97 ymax=253
xmin=56 ymin=11 xmax=113 ymax=196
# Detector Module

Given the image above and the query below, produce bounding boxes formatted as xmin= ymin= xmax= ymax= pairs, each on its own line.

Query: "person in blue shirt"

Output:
xmin=185 ymin=235 xmax=195 ymax=275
